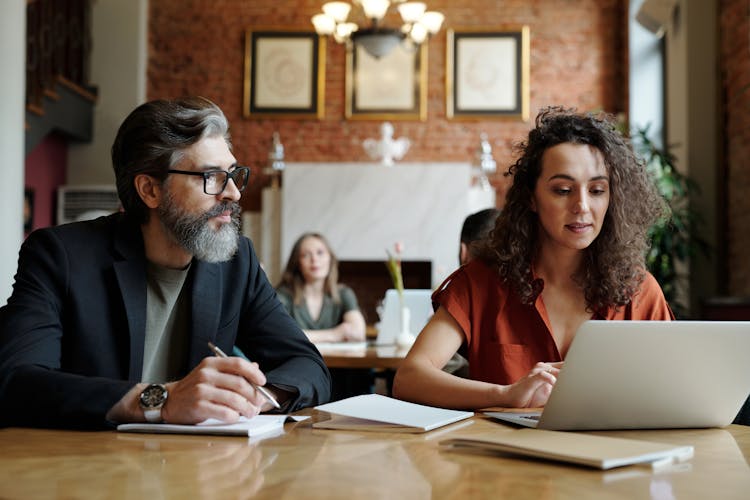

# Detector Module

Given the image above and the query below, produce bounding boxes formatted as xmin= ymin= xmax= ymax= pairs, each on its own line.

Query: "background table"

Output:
xmin=318 ymin=344 xmax=409 ymax=370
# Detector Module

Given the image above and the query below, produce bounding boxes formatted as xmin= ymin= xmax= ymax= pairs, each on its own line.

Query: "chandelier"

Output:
xmin=311 ymin=1 xmax=445 ymax=59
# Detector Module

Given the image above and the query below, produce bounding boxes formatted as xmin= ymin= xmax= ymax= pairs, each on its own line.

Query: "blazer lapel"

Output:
xmin=111 ymin=217 xmax=148 ymax=381
xmin=188 ymin=260 xmax=222 ymax=367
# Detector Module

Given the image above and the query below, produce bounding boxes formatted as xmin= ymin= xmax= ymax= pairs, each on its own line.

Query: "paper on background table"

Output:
xmin=315 ymin=342 xmax=368 ymax=351
xmin=117 ymin=415 xmax=293 ymax=437
xmin=441 ymin=428 xmax=694 ymax=470
xmin=314 ymin=394 xmax=474 ymax=433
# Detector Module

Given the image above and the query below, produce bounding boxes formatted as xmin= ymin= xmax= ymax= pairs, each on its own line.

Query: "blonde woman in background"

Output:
xmin=277 ymin=233 xmax=369 ymax=400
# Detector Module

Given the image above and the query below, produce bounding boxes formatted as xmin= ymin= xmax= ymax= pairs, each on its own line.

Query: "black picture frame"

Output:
xmin=447 ymin=27 xmax=530 ymax=120
xmin=243 ymin=29 xmax=326 ymax=119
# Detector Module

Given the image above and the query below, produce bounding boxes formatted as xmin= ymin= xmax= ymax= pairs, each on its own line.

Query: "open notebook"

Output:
xmin=487 ymin=320 xmax=750 ymax=430
xmin=314 ymin=394 xmax=473 ymax=433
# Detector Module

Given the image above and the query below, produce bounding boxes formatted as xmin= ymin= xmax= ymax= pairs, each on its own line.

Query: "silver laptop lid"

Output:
xmin=538 ymin=320 xmax=750 ymax=430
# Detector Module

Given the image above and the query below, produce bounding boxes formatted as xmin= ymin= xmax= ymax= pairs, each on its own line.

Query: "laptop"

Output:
xmin=374 ymin=289 xmax=434 ymax=346
xmin=486 ymin=320 xmax=750 ymax=430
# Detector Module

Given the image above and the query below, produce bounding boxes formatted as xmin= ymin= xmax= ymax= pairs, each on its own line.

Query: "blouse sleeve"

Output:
xmin=431 ymin=266 xmax=473 ymax=343
xmin=630 ymin=272 xmax=675 ymax=320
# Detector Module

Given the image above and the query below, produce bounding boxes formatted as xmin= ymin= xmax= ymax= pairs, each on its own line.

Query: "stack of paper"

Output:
xmin=117 ymin=414 xmax=288 ymax=437
xmin=314 ymin=394 xmax=474 ymax=433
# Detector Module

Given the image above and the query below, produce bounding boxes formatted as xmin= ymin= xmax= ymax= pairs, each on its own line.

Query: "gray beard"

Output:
xmin=158 ymin=192 xmax=241 ymax=263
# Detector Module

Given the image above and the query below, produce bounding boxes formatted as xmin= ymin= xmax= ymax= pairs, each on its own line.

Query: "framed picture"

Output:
xmin=346 ymin=42 xmax=427 ymax=121
xmin=446 ymin=27 xmax=530 ymax=120
xmin=243 ymin=29 xmax=326 ymax=119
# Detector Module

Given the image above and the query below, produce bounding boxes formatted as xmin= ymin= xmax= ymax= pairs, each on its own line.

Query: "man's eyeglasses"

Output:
xmin=167 ymin=166 xmax=251 ymax=195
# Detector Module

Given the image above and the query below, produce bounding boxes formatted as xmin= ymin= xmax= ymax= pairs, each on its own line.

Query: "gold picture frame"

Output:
xmin=346 ymin=42 xmax=427 ymax=121
xmin=243 ymin=28 xmax=326 ymax=119
xmin=446 ymin=27 xmax=530 ymax=121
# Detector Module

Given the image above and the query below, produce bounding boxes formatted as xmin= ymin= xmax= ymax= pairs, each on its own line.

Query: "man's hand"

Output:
xmin=107 ymin=356 xmax=275 ymax=424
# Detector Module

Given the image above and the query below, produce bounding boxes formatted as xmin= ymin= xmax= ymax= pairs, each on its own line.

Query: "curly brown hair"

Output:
xmin=479 ymin=106 xmax=668 ymax=311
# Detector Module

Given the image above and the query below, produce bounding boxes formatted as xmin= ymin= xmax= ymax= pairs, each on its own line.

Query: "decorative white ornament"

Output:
xmin=363 ymin=122 xmax=411 ymax=167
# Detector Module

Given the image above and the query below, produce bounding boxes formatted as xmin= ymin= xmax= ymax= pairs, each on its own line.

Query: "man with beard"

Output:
xmin=0 ymin=97 xmax=331 ymax=429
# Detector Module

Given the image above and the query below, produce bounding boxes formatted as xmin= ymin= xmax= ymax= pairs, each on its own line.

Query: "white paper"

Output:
xmin=117 ymin=415 xmax=288 ymax=436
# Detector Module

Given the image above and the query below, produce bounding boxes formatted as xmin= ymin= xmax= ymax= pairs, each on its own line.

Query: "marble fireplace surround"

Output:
xmin=273 ymin=162 xmax=495 ymax=290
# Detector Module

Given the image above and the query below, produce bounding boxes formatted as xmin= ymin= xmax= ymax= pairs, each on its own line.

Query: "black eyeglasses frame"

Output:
xmin=166 ymin=166 xmax=251 ymax=195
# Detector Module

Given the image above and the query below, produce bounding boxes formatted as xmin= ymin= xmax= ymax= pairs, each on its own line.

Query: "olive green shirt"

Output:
xmin=275 ymin=285 xmax=359 ymax=330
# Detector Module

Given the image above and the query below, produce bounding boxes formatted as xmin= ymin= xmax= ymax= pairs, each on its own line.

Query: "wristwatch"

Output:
xmin=139 ymin=384 xmax=168 ymax=422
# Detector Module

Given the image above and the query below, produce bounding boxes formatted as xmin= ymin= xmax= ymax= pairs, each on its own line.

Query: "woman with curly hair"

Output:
xmin=393 ymin=107 xmax=673 ymax=410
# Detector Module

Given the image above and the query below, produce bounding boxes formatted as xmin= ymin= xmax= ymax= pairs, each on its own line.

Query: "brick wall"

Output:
xmin=721 ymin=0 xmax=750 ymax=295
xmin=147 ymin=0 xmax=628 ymax=210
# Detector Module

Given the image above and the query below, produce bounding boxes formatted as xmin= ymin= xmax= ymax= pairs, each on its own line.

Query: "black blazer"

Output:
xmin=0 ymin=213 xmax=330 ymax=429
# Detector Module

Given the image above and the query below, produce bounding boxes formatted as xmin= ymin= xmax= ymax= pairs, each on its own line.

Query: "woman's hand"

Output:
xmin=502 ymin=361 xmax=563 ymax=408
xmin=336 ymin=322 xmax=365 ymax=342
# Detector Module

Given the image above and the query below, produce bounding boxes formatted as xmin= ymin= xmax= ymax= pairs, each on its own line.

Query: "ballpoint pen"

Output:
xmin=207 ymin=341 xmax=281 ymax=410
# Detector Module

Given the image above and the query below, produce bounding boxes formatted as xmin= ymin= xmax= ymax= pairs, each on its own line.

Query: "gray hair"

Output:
xmin=110 ymin=97 xmax=230 ymax=223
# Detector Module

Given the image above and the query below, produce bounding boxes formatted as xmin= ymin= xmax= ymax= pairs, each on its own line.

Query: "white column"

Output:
xmin=0 ymin=0 xmax=26 ymax=305
xmin=261 ymin=185 xmax=283 ymax=286
xmin=67 ymin=0 xmax=148 ymax=186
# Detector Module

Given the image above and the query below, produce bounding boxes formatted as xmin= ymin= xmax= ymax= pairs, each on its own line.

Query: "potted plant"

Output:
xmin=631 ymin=125 xmax=710 ymax=318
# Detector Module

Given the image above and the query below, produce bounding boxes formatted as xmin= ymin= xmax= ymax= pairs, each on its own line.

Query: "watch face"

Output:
xmin=140 ymin=384 xmax=167 ymax=408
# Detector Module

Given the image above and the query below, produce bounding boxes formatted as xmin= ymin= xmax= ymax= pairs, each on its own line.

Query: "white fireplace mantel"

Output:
xmin=248 ymin=162 xmax=494 ymax=287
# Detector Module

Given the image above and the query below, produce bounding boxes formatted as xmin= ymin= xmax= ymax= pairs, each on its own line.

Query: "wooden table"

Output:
xmin=1 ymin=414 xmax=749 ymax=499
xmin=318 ymin=344 xmax=409 ymax=370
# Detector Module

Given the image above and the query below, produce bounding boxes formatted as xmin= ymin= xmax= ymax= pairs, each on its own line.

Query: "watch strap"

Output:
xmin=143 ymin=408 xmax=163 ymax=423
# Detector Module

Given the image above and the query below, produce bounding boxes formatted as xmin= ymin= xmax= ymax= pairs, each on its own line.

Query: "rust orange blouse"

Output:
xmin=432 ymin=259 xmax=674 ymax=386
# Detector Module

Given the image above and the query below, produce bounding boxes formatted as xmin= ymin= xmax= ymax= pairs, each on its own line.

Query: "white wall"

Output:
xmin=281 ymin=162 xmax=494 ymax=288
xmin=0 ymin=0 xmax=27 ymax=304
xmin=67 ymin=0 xmax=148 ymax=186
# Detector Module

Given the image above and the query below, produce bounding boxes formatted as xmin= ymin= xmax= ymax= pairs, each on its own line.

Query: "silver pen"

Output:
xmin=207 ymin=341 xmax=281 ymax=410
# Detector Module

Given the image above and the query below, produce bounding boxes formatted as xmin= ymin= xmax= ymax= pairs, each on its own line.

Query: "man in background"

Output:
xmin=459 ymin=208 xmax=501 ymax=265
xmin=0 ymin=97 xmax=330 ymax=429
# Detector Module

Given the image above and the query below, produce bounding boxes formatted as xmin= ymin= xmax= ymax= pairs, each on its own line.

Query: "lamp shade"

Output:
xmin=312 ymin=0 xmax=444 ymax=59
xmin=322 ymin=2 xmax=351 ymax=23
xmin=312 ymin=14 xmax=336 ymax=35
xmin=353 ymin=29 xmax=404 ymax=59
xmin=361 ymin=0 xmax=391 ymax=20
xmin=421 ymin=11 xmax=444 ymax=33
xmin=398 ymin=2 xmax=426 ymax=23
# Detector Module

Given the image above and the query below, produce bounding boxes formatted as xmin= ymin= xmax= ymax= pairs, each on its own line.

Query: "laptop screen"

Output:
xmin=375 ymin=289 xmax=434 ymax=346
